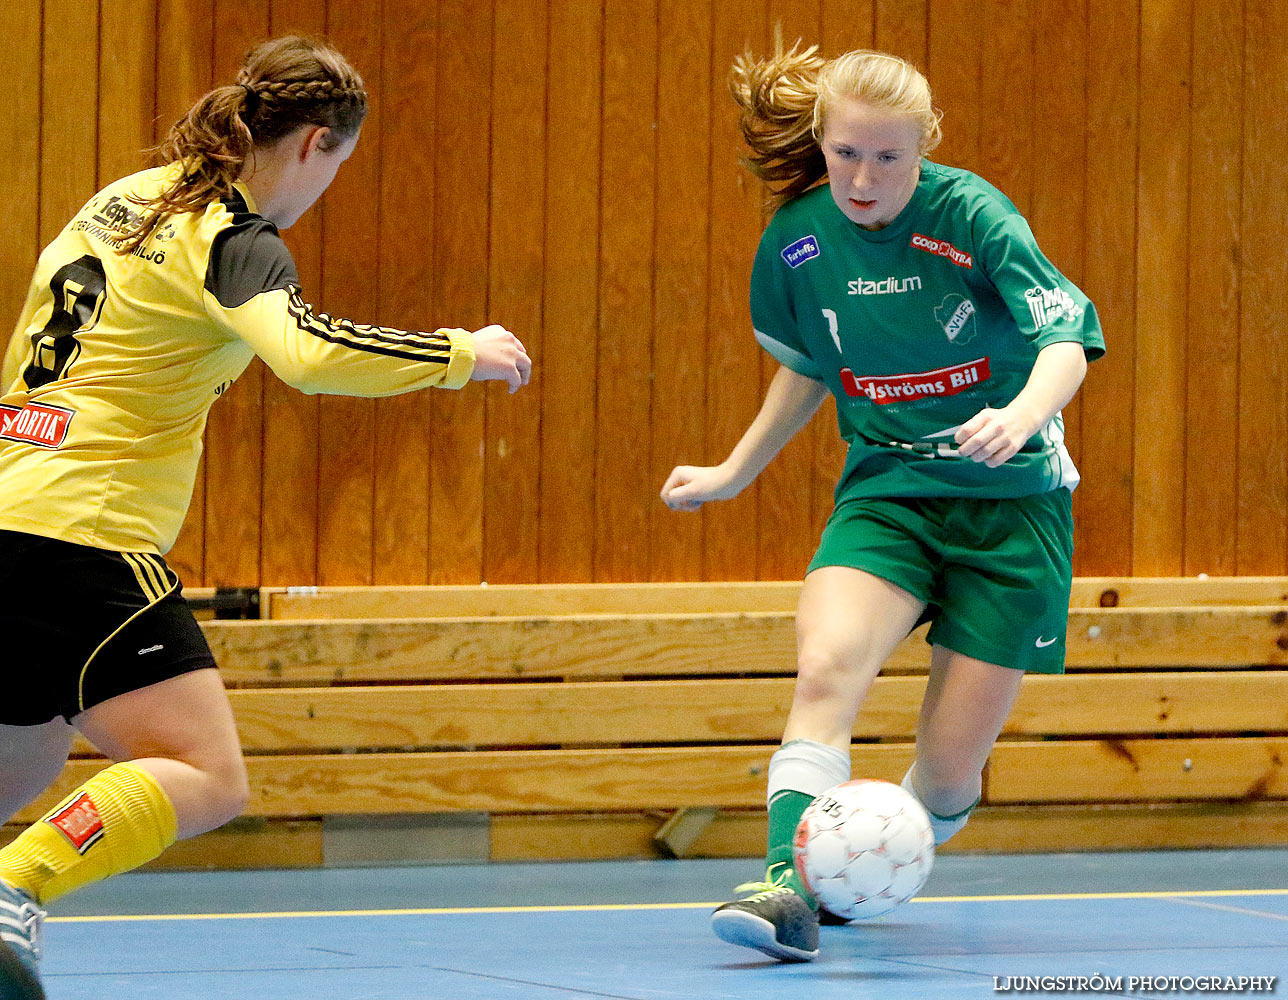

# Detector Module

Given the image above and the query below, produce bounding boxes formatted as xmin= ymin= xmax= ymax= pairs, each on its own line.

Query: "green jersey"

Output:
xmin=751 ymin=160 xmax=1105 ymax=501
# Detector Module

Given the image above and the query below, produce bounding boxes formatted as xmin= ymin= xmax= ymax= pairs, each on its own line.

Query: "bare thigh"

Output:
xmin=782 ymin=566 xmax=926 ymax=748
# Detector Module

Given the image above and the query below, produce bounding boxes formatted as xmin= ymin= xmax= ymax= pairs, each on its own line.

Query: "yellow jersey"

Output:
xmin=0 ymin=164 xmax=475 ymax=555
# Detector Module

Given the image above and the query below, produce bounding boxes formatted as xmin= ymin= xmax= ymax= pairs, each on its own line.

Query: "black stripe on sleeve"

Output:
xmin=285 ymin=288 xmax=454 ymax=363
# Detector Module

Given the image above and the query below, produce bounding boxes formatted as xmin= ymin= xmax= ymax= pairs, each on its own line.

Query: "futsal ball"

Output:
xmin=792 ymin=778 xmax=935 ymax=920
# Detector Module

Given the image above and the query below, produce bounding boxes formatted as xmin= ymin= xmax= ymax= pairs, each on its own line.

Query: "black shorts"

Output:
xmin=0 ymin=529 xmax=217 ymax=726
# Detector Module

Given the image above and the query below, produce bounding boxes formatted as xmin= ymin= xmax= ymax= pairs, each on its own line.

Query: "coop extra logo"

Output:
xmin=911 ymin=232 xmax=973 ymax=269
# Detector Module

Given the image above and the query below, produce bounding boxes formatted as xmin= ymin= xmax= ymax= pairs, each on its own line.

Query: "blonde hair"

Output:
xmin=730 ymin=38 xmax=941 ymax=209
xmin=118 ymin=36 xmax=368 ymax=254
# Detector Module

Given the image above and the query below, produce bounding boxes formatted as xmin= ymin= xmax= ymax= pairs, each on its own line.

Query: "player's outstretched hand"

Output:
xmin=470 ymin=324 xmax=532 ymax=393
xmin=660 ymin=464 xmax=741 ymax=512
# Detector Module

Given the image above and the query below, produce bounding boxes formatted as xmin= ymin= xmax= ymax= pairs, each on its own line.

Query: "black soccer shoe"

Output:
xmin=711 ymin=883 xmax=820 ymax=962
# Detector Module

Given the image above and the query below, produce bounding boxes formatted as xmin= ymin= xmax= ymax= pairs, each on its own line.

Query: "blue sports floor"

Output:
xmin=38 ymin=851 xmax=1287 ymax=999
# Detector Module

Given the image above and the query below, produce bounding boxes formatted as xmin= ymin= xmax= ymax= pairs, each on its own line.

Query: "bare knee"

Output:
xmin=215 ymin=756 xmax=251 ymax=820
xmin=795 ymin=639 xmax=877 ymax=706
xmin=72 ymin=669 xmax=251 ymax=835
xmin=910 ymin=757 xmax=983 ymax=816
xmin=143 ymin=750 xmax=250 ymax=839
xmin=195 ymin=753 xmax=251 ymax=829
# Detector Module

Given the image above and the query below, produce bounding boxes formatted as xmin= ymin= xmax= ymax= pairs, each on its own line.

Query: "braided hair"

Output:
xmin=118 ymin=36 xmax=368 ymax=253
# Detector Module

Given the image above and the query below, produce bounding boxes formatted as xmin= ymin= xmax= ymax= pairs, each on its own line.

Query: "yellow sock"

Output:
xmin=0 ymin=762 xmax=178 ymax=905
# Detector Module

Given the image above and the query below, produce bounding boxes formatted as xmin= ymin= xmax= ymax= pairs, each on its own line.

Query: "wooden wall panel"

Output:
xmin=1076 ymin=0 xmax=1138 ymax=576
xmin=7 ymin=1 xmax=1288 ymax=586
xmin=771 ymin=0 xmax=820 ymax=47
xmin=429 ymin=0 xmax=490 ymax=585
xmin=650 ymin=0 xmax=712 ymax=582
xmin=875 ymin=0 xmax=928 ymax=67
xmin=926 ymin=0 xmax=980 ymax=173
xmin=979 ymin=0 xmax=1031 ymax=217
xmin=822 ymin=0 xmax=874 ymax=55
xmin=1239 ymin=0 xmax=1288 ymax=573
xmin=1133 ymin=0 xmax=1191 ymax=575
xmin=97 ymin=0 xmax=156 ymax=190
xmin=314 ymin=2 xmax=381 ymax=586
xmin=40 ymin=0 xmax=99 ymax=246
xmin=1184 ymin=0 xmax=1242 ymax=576
xmin=594 ymin=0 xmax=657 ymax=581
xmin=704 ymin=0 xmax=767 ymax=581
xmin=154 ymin=0 xmax=213 ymax=135
xmin=371 ymin=0 xmax=437 ymax=586
xmin=538 ymin=3 xmax=600 ymax=582
xmin=484 ymin=0 xmax=546 ymax=585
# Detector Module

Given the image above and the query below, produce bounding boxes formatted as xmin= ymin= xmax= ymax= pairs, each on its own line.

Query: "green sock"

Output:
xmin=765 ymin=789 xmax=816 ymax=905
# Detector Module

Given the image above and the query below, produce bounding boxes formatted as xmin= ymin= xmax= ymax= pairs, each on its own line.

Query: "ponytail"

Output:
xmin=729 ymin=39 xmax=828 ymax=209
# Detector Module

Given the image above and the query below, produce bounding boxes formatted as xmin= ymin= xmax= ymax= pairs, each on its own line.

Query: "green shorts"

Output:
xmin=807 ymin=491 xmax=1074 ymax=673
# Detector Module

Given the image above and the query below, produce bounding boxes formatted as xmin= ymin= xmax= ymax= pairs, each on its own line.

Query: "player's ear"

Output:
xmin=299 ymin=126 xmax=332 ymax=163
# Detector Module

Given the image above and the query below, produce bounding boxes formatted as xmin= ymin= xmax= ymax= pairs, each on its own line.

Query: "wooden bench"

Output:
xmin=5 ymin=579 xmax=1287 ymax=868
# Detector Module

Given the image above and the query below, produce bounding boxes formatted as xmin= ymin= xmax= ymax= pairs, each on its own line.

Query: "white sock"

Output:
xmin=767 ymin=739 xmax=851 ymax=807
xmin=902 ymin=764 xmax=977 ymax=845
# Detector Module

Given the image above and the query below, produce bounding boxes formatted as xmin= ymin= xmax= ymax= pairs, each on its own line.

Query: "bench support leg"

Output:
xmin=653 ymin=807 xmax=719 ymax=858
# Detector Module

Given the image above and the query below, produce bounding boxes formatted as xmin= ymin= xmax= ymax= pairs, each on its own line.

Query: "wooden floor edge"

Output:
xmin=5 ymin=802 xmax=1286 ymax=869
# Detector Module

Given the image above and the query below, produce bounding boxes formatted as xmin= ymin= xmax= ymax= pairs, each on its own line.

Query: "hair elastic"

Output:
xmin=240 ymin=83 xmax=260 ymax=117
